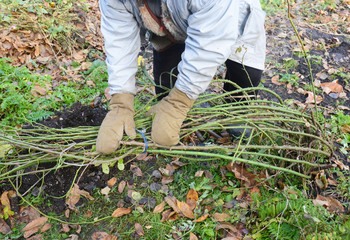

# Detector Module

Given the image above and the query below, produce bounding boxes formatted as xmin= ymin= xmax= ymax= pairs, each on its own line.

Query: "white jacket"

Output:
xmin=99 ymin=0 xmax=266 ymax=99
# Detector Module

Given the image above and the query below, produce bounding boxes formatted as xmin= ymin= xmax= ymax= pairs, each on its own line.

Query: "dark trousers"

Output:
xmin=153 ymin=43 xmax=263 ymax=101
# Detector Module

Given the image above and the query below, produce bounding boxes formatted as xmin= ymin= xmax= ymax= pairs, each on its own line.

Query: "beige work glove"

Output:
xmin=96 ymin=93 xmax=136 ymax=154
xmin=146 ymin=87 xmax=195 ymax=146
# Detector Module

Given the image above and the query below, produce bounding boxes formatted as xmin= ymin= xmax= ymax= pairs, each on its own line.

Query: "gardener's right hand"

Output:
xmin=96 ymin=93 xmax=136 ymax=154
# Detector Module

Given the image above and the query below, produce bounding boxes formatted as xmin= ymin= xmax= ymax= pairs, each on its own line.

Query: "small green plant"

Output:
xmin=282 ymin=57 xmax=298 ymax=71
xmin=279 ymin=73 xmax=300 ymax=87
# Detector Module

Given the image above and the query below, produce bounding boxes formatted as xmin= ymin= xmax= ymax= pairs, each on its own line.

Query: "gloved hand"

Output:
xmin=146 ymin=87 xmax=195 ymax=146
xmin=96 ymin=93 xmax=136 ymax=154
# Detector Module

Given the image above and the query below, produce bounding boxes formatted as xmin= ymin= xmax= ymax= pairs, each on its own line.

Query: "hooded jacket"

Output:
xmin=99 ymin=0 xmax=266 ymax=99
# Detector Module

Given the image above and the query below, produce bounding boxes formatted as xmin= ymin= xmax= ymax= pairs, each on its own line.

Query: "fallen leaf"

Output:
xmin=164 ymin=196 xmax=181 ymax=213
xmin=107 ymin=177 xmax=117 ymax=188
xmin=313 ymin=195 xmax=344 ymax=213
xmin=320 ymin=79 xmax=343 ymax=94
xmin=0 ymin=191 xmax=12 ymax=211
xmin=145 ymin=225 xmax=153 ymax=229
xmin=153 ymin=201 xmax=165 ymax=213
xmin=31 ymin=85 xmax=47 ymax=96
xmin=162 ymin=176 xmax=174 ymax=185
xmin=41 ymin=223 xmax=51 ymax=233
xmin=190 ymin=232 xmax=199 ymax=240
xmin=332 ymin=158 xmax=349 ymax=171
xmin=27 ymin=235 xmax=43 ymax=240
xmin=86 ymin=81 xmax=96 ymax=87
xmin=84 ymin=209 xmax=93 ymax=218
xmin=101 ymin=187 xmax=111 ymax=196
xmin=216 ymin=223 xmax=242 ymax=239
xmin=226 ymin=163 xmax=260 ymax=187
xmin=212 ymin=213 xmax=231 ymax=222
xmin=21 ymin=217 xmax=48 ymax=238
xmin=136 ymin=152 xmax=148 ymax=160
xmin=177 ymin=201 xmax=195 ymax=219
xmin=341 ymin=125 xmax=350 ymax=133
xmin=65 ymin=209 xmax=70 ymax=218
xmin=111 ymin=208 xmax=132 ymax=218
xmin=0 ymin=218 xmax=11 ymax=234
xmin=67 ymin=234 xmax=79 ymax=240
xmin=171 ymin=158 xmax=188 ymax=168
xmin=186 ymin=189 xmax=198 ymax=211
xmin=135 ymin=223 xmax=144 ymax=236
xmin=195 ymin=170 xmax=204 ymax=177
xmin=66 ymin=184 xmax=94 ymax=210
xmin=91 ymin=232 xmax=117 ymax=240
xmin=305 ymin=91 xmax=323 ymax=104
xmin=193 ymin=213 xmax=209 ymax=222
xmin=104 ymin=87 xmax=112 ymax=100
xmin=118 ymin=181 xmax=126 ymax=193
xmin=160 ymin=209 xmax=176 ymax=222
xmin=271 ymin=75 xmax=282 ymax=85
xmin=130 ymin=164 xmax=143 ymax=177
xmin=62 ymin=223 xmax=70 ymax=233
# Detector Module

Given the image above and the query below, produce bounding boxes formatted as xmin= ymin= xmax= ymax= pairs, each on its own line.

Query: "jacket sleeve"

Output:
xmin=99 ymin=0 xmax=140 ymax=95
xmin=175 ymin=0 xmax=238 ymax=99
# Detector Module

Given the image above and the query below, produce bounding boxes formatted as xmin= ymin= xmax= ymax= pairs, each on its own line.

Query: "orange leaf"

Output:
xmin=271 ymin=75 xmax=282 ymax=85
xmin=161 ymin=209 xmax=175 ymax=222
xmin=190 ymin=232 xmax=199 ymax=240
xmin=107 ymin=177 xmax=117 ymax=188
xmin=177 ymin=201 xmax=195 ymax=219
xmin=320 ymin=79 xmax=343 ymax=94
xmin=153 ymin=201 xmax=165 ymax=213
xmin=193 ymin=213 xmax=209 ymax=223
xmin=111 ymin=208 xmax=132 ymax=218
xmin=186 ymin=189 xmax=198 ymax=211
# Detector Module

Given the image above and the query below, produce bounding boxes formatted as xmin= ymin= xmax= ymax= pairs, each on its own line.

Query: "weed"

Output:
xmin=282 ymin=57 xmax=298 ymax=71
xmin=279 ymin=73 xmax=300 ymax=87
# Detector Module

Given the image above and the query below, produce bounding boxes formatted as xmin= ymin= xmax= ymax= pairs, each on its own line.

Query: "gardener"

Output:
xmin=96 ymin=0 xmax=266 ymax=154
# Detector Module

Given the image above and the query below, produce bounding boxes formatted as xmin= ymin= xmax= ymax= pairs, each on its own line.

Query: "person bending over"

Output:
xmin=96 ymin=0 xmax=266 ymax=153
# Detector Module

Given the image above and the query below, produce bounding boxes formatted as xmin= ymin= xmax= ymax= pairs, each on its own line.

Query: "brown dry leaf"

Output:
xmin=162 ymin=176 xmax=174 ymax=185
xmin=216 ymin=223 xmax=241 ymax=239
xmin=15 ymin=206 xmax=41 ymax=225
xmin=111 ymin=208 xmax=132 ymax=218
xmin=135 ymin=223 xmax=144 ymax=236
xmin=195 ymin=170 xmax=204 ymax=177
xmin=27 ymin=235 xmax=43 ymax=240
xmin=101 ymin=186 xmax=111 ymax=196
xmin=84 ymin=209 xmax=93 ymax=218
xmin=107 ymin=177 xmax=118 ymax=188
xmin=86 ymin=81 xmax=96 ymax=87
xmin=186 ymin=189 xmax=198 ymax=211
xmin=226 ymin=163 xmax=260 ymax=187
xmin=0 ymin=191 xmax=11 ymax=211
xmin=177 ymin=201 xmax=195 ymax=219
xmin=21 ymin=217 xmax=48 ymax=238
xmin=212 ymin=213 xmax=231 ymax=222
xmin=190 ymin=232 xmax=199 ymax=240
xmin=332 ymin=158 xmax=349 ymax=171
xmin=315 ymin=170 xmax=328 ymax=189
xmin=320 ymin=79 xmax=343 ymax=94
xmin=193 ymin=213 xmax=209 ymax=223
xmin=0 ymin=218 xmax=11 ymax=234
xmin=160 ymin=209 xmax=175 ymax=222
xmin=305 ymin=91 xmax=323 ymax=104
xmin=164 ymin=196 xmax=181 ymax=213
xmin=130 ymin=164 xmax=143 ymax=177
xmin=341 ymin=125 xmax=350 ymax=133
xmin=32 ymin=85 xmax=47 ymax=96
xmin=153 ymin=201 xmax=165 ymax=213
xmin=91 ymin=232 xmax=117 ymax=240
xmin=136 ymin=152 xmax=148 ymax=160
xmin=65 ymin=209 xmax=70 ymax=218
xmin=313 ymin=195 xmax=345 ymax=213
xmin=271 ymin=75 xmax=282 ymax=85
xmin=104 ymin=87 xmax=112 ymax=100
xmin=61 ymin=223 xmax=70 ymax=233
xmin=40 ymin=223 xmax=51 ymax=233
xmin=66 ymin=184 xmax=94 ymax=210
xmin=171 ymin=158 xmax=188 ymax=168
xmin=118 ymin=180 xmax=126 ymax=193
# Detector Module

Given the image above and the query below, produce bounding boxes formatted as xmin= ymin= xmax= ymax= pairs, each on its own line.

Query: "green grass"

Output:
xmin=0 ymin=58 xmax=108 ymax=126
